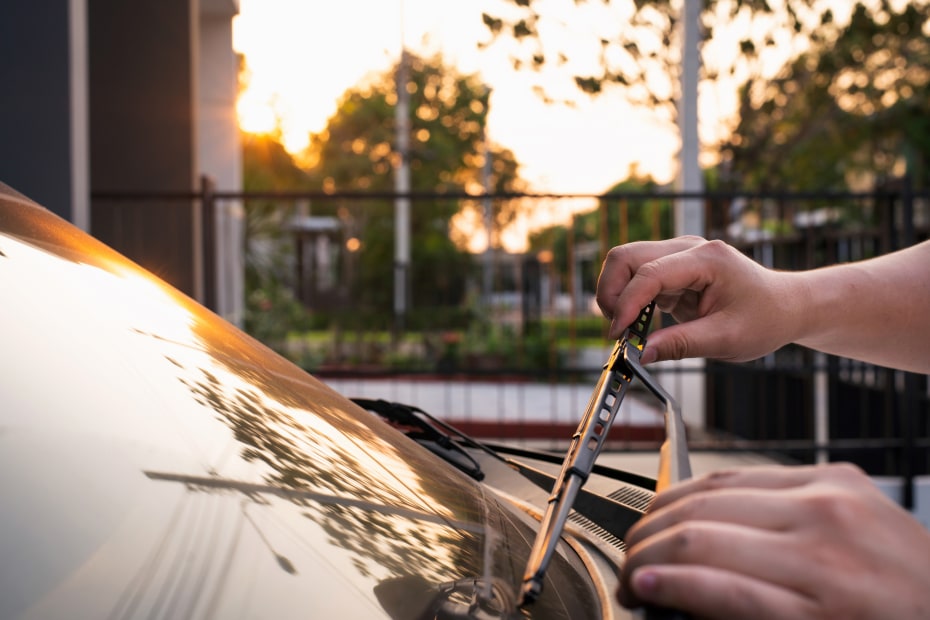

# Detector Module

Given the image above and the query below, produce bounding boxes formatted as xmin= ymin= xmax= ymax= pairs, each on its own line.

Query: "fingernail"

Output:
xmin=633 ymin=569 xmax=658 ymax=596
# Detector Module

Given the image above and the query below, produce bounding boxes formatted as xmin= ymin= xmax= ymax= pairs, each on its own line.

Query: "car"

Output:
xmin=0 ymin=180 xmax=666 ymax=619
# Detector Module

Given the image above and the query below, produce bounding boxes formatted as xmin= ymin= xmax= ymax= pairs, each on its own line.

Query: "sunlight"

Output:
xmin=232 ymin=0 xmax=681 ymax=199
xmin=236 ymin=90 xmax=277 ymax=135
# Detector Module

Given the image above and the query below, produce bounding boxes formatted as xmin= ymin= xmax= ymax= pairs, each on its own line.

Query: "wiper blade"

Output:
xmin=352 ymin=398 xmax=486 ymax=481
xmin=519 ymin=302 xmax=693 ymax=606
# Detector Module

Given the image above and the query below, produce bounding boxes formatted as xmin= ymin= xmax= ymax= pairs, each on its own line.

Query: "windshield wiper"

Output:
xmin=519 ymin=302 xmax=693 ymax=607
xmin=352 ymin=397 xmax=486 ymax=481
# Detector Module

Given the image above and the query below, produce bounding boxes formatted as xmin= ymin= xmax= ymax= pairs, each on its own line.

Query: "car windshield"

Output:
xmin=0 ymin=188 xmax=611 ymax=619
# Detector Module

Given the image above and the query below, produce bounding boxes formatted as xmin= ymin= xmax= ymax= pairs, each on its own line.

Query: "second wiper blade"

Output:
xmin=352 ymin=398 xmax=486 ymax=481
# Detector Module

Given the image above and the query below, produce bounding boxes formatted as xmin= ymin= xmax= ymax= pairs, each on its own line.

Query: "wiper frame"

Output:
xmin=519 ymin=302 xmax=693 ymax=606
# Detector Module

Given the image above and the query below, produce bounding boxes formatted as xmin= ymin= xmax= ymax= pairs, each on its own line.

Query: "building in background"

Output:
xmin=0 ymin=0 xmax=243 ymax=325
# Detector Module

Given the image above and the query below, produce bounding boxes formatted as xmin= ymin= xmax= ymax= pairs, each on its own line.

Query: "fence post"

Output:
xmin=814 ymin=352 xmax=829 ymax=464
xmin=200 ymin=174 xmax=217 ymax=312
xmin=900 ymin=175 xmax=916 ymax=509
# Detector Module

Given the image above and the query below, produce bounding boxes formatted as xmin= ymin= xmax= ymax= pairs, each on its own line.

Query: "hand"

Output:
xmin=595 ymin=237 xmax=800 ymax=364
xmin=618 ymin=463 xmax=930 ymax=619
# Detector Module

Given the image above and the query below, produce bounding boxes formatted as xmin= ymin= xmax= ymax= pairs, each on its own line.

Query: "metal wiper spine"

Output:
xmin=519 ymin=302 xmax=693 ymax=607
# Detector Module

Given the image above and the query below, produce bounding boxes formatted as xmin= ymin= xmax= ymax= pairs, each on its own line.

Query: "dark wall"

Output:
xmin=0 ymin=0 xmax=75 ymax=219
xmin=88 ymin=0 xmax=197 ymax=296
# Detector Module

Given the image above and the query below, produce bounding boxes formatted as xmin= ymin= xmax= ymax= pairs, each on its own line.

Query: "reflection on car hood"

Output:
xmin=0 ymin=184 xmax=603 ymax=619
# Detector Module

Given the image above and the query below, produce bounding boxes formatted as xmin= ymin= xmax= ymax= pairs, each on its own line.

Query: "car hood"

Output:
xmin=0 ymin=185 xmax=604 ymax=619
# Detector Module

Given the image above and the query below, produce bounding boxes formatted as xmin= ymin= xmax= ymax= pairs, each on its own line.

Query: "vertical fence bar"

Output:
xmin=200 ymin=175 xmax=217 ymax=312
xmin=900 ymin=175 xmax=916 ymax=508
xmin=650 ymin=198 xmax=661 ymax=240
xmin=567 ymin=213 xmax=576 ymax=362
xmin=814 ymin=352 xmax=829 ymax=464
xmin=619 ymin=197 xmax=629 ymax=245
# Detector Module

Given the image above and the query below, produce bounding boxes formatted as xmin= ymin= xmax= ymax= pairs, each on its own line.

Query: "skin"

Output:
xmin=595 ymin=236 xmax=930 ymax=617
xmin=619 ymin=464 xmax=930 ymax=619
xmin=595 ymin=236 xmax=930 ymax=373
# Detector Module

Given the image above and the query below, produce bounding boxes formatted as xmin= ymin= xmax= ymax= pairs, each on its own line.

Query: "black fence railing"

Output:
xmin=92 ymin=179 xmax=930 ymax=504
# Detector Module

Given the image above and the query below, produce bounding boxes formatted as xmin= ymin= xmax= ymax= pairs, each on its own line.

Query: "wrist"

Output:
xmin=789 ymin=263 xmax=868 ymax=353
xmin=778 ymin=270 xmax=818 ymax=348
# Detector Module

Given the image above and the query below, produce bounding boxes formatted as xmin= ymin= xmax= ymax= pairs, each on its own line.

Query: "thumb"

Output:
xmin=643 ymin=317 xmax=732 ymax=363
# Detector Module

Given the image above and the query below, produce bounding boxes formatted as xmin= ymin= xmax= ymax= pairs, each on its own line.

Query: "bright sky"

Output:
xmin=232 ymin=0 xmax=683 ymax=197
xmin=231 ymin=0 xmax=887 ymax=249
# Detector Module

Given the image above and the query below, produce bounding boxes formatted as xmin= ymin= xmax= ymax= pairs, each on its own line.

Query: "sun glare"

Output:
xmin=236 ymin=91 xmax=277 ymax=135
xmin=231 ymin=0 xmax=683 ymax=245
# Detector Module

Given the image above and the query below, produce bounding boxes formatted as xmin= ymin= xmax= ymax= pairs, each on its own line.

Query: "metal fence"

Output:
xmin=93 ymin=178 xmax=930 ymax=503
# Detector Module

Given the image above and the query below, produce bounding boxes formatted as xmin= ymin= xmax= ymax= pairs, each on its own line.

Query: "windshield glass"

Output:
xmin=0 ymin=193 xmax=604 ymax=619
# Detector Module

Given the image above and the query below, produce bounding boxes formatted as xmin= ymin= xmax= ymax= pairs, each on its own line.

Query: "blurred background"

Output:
xmin=2 ymin=0 xmax=929 ymax=514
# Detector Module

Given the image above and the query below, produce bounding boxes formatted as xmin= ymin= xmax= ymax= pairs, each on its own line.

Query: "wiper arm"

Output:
xmin=625 ymin=332 xmax=692 ymax=494
xmin=519 ymin=303 xmax=692 ymax=606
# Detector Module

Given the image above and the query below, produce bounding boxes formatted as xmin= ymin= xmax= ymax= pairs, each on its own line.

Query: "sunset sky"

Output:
xmin=231 ymin=1 xmax=864 ymax=192
xmin=230 ymin=0 xmax=826 ymax=249
xmin=231 ymin=0 xmax=685 ymax=195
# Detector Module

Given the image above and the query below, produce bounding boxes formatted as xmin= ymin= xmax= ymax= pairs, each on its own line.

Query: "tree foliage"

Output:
xmin=481 ymin=0 xmax=844 ymax=118
xmin=483 ymin=0 xmax=930 ymax=191
xmin=301 ymin=52 xmax=527 ymax=326
xmin=241 ymin=133 xmax=315 ymax=344
xmin=527 ymin=171 xmax=670 ymax=298
xmin=721 ymin=2 xmax=930 ymax=190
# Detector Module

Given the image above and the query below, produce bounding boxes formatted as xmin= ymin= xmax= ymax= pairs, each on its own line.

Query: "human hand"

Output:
xmin=595 ymin=236 xmax=801 ymax=364
xmin=619 ymin=463 xmax=930 ymax=619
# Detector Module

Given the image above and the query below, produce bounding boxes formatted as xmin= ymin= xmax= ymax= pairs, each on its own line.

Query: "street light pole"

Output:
xmin=482 ymin=99 xmax=493 ymax=307
xmin=676 ymin=0 xmax=702 ymax=238
xmin=394 ymin=48 xmax=411 ymax=334
xmin=674 ymin=0 xmax=705 ymax=429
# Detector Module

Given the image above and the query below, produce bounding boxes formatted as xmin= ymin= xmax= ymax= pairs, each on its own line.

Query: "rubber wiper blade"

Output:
xmin=518 ymin=303 xmax=693 ymax=607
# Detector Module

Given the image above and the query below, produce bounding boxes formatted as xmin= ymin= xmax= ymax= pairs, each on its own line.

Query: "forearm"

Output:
xmin=786 ymin=240 xmax=930 ymax=372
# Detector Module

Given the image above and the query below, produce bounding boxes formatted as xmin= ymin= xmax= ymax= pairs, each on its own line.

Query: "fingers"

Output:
xmin=622 ymin=565 xmax=817 ymax=620
xmin=601 ymin=240 xmax=733 ymax=344
xmin=646 ymin=465 xmax=832 ymax=512
xmin=596 ymin=236 xmax=707 ymax=327
xmin=610 ymin=246 xmax=717 ymax=335
xmin=597 ymin=237 xmax=789 ymax=362
xmin=618 ymin=463 xmax=930 ymax=619
xmin=629 ymin=487 xmax=800 ymax=545
xmin=638 ymin=315 xmax=738 ymax=364
xmin=621 ymin=465 xmax=874 ymax=610
xmin=626 ymin=520 xmax=811 ymax=589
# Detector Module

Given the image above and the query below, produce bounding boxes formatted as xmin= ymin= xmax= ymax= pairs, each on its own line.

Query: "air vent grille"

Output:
xmin=607 ymin=485 xmax=654 ymax=512
xmin=568 ymin=512 xmax=627 ymax=552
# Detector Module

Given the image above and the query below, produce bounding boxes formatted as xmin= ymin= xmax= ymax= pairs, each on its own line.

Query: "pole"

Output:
xmin=482 ymin=115 xmax=493 ymax=306
xmin=676 ymin=0 xmax=702 ymax=236
xmin=673 ymin=0 xmax=705 ymax=428
xmin=394 ymin=48 xmax=411 ymax=333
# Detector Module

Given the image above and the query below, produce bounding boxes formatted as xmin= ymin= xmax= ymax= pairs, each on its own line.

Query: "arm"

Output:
xmin=618 ymin=463 xmax=930 ymax=619
xmin=595 ymin=236 xmax=930 ymax=373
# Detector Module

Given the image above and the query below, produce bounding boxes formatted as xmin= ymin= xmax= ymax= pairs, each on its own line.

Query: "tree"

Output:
xmin=482 ymin=1 xmax=840 ymax=115
xmin=301 ymin=52 xmax=527 ymax=328
xmin=721 ymin=2 xmax=930 ymax=190
xmin=241 ymin=132 xmax=315 ymax=344
xmin=527 ymin=170 xmax=671 ymax=300
xmin=481 ymin=0 xmax=930 ymax=179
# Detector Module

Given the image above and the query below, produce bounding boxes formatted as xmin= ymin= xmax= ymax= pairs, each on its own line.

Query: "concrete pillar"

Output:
xmin=199 ymin=0 xmax=244 ymax=324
